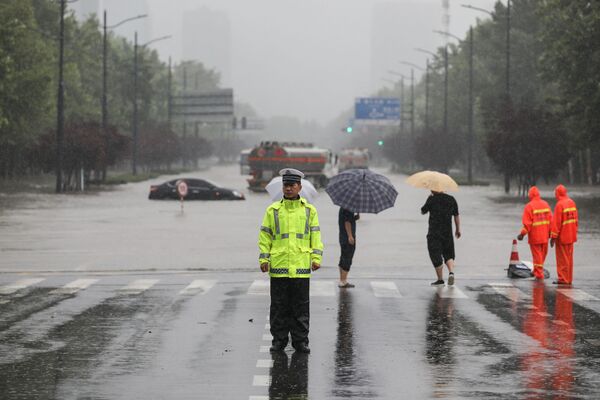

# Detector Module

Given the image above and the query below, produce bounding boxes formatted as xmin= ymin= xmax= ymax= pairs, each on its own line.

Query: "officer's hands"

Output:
xmin=517 ymin=234 xmax=524 ymax=241
xmin=260 ymin=263 xmax=269 ymax=273
xmin=455 ymin=230 xmax=461 ymax=239
xmin=550 ymin=238 xmax=555 ymax=248
xmin=311 ymin=262 xmax=320 ymax=271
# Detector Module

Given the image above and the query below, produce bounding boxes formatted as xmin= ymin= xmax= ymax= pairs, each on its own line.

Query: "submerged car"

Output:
xmin=148 ymin=178 xmax=245 ymax=200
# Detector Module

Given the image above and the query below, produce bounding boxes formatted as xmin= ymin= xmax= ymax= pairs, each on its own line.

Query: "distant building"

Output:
xmin=370 ymin=2 xmax=442 ymax=92
xmin=182 ymin=7 xmax=232 ymax=86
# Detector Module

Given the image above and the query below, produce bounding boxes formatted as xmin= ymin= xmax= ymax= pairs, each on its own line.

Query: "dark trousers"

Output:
xmin=270 ymin=278 xmax=310 ymax=347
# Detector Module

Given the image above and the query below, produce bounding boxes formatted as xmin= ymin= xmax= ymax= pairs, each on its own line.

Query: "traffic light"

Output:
xmin=346 ymin=126 xmax=353 ymax=133
xmin=232 ymin=117 xmax=237 ymax=129
xmin=241 ymin=116 xmax=247 ymax=129
xmin=377 ymin=140 xmax=384 ymax=146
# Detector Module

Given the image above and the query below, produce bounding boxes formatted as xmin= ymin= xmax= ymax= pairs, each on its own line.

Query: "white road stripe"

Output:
xmin=0 ymin=278 xmax=45 ymax=295
xmin=311 ymin=281 xmax=335 ymax=297
xmin=248 ymin=280 xmax=270 ymax=295
xmin=488 ymin=282 xmax=530 ymax=301
xmin=265 ymin=323 xmax=270 ymax=329
xmin=119 ymin=279 xmax=159 ymax=294
xmin=262 ymin=333 xmax=272 ymax=341
xmin=557 ymin=288 xmax=599 ymax=301
xmin=259 ymin=345 xmax=270 ymax=353
xmin=371 ymin=281 xmax=402 ymax=298
xmin=50 ymin=279 xmax=98 ymax=295
xmin=256 ymin=359 xmax=274 ymax=368
xmin=252 ymin=375 xmax=270 ymax=386
xmin=436 ymin=285 xmax=469 ymax=299
xmin=249 ymin=396 xmax=269 ymax=400
xmin=179 ymin=279 xmax=216 ymax=295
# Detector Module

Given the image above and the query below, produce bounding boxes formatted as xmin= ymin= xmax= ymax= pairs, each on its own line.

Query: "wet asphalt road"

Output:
xmin=1 ymin=164 xmax=600 ymax=399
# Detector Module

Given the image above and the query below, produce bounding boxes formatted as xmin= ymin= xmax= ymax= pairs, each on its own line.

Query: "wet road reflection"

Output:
xmin=521 ymin=283 xmax=575 ymax=398
xmin=425 ymin=293 xmax=456 ymax=395
xmin=269 ymin=352 xmax=308 ymax=400
xmin=332 ymin=289 xmax=376 ymax=398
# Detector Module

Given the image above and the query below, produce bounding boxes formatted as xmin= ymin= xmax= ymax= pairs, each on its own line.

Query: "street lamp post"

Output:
xmin=400 ymin=61 xmax=425 ymax=139
xmin=132 ymin=33 xmax=172 ymax=175
xmin=55 ymin=0 xmax=66 ymax=193
xmin=388 ymin=70 xmax=409 ymax=135
xmin=416 ymin=48 xmax=444 ymax=137
xmin=102 ymin=12 xmax=147 ymax=180
xmin=463 ymin=1 xmax=511 ymax=189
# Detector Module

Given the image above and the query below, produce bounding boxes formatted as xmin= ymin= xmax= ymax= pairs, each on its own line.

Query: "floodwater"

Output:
xmin=1 ymin=164 xmax=600 ymax=399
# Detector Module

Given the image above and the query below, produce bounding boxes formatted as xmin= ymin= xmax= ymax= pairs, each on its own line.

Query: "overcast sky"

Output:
xmin=142 ymin=0 xmax=497 ymax=124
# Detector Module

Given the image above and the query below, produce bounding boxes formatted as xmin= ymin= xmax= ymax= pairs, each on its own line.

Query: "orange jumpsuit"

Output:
xmin=550 ymin=185 xmax=578 ymax=284
xmin=520 ymin=186 xmax=552 ymax=279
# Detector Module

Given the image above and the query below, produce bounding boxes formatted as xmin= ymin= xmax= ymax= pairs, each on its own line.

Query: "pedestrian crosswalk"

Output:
xmin=1 ymin=277 xmax=600 ymax=303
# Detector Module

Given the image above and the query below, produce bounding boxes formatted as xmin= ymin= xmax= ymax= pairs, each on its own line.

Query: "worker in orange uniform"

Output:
xmin=550 ymin=184 xmax=578 ymax=285
xmin=517 ymin=186 xmax=552 ymax=279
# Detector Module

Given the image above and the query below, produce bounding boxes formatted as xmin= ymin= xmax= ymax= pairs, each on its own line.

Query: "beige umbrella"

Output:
xmin=406 ymin=170 xmax=459 ymax=192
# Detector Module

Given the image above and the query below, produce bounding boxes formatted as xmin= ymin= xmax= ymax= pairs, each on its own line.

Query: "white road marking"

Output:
xmin=436 ymin=285 xmax=469 ymax=299
xmin=249 ymin=396 xmax=269 ymax=400
xmin=488 ymin=282 xmax=530 ymax=301
xmin=371 ymin=281 xmax=402 ymax=298
xmin=50 ymin=279 xmax=98 ymax=295
xmin=0 ymin=278 xmax=45 ymax=295
xmin=118 ymin=279 xmax=159 ymax=294
xmin=262 ymin=334 xmax=272 ymax=341
xmin=256 ymin=359 xmax=274 ymax=368
xmin=265 ymin=323 xmax=270 ymax=329
xmin=248 ymin=280 xmax=270 ymax=295
xmin=252 ymin=375 xmax=270 ymax=386
xmin=311 ymin=280 xmax=335 ymax=297
xmin=259 ymin=345 xmax=270 ymax=353
xmin=179 ymin=279 xmax=216 ymax=295
xmin=557 ymin=288 xmax=599 ymax=301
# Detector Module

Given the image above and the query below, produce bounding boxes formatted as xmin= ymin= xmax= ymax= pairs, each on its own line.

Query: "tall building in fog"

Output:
xmin=370 ymin=2 xmax=442 ymax=92
xmin=72 ymin=0 xmax=151 ymax=43
xmin=182 ymin=7 xmax=232 ymax=86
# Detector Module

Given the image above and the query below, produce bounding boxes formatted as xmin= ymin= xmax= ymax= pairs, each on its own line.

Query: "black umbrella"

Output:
xmin=325 ymin=169 xmax=398 ymax=213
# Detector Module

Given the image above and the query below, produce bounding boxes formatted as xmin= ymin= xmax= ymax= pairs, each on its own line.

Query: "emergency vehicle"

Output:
xmin=337 ymin=148 xmax=370 ymax=172
xmin=246 ymin=141 xmax=332 ymax=191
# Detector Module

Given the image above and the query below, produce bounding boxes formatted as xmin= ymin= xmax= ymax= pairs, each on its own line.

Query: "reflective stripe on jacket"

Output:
xmin=258 ymin=197 xmax=323 ymax=278
xmin=551 ymin=184 xmax=578 ymax=244
xmin=520 ymin=186 xmax=552 ymax=245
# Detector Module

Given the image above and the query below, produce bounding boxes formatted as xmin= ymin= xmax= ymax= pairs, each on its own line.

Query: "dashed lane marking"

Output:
xmin=0 ymin=278 xmax=45 ymax=295
xmin=118 ymin=279 xmax=159 ymax=294
xmin=371 ymin=281 xmax=402 ymax=298
xmin=262 ymin=333 xmax=272 ymax=341
xmin=436 ymin=285 xmax=469 ymax=299
xmin=310 ymin=280 xmax=335 ymax=297
xmin=252 ymin=375 xmax=270 ymax=387
xmin=256 ymin=359 xmax=273 ymax=368
xmin=488 ymin=282 xmax=531 ymax=301
xmin=50 ymin=279 xmax=98 ymax=295
xmin=557 ymin=288 xmax=599 ymax=301
xmin=248 ymin=280 xmax=270 ymax=295
xmin=178 ymin=279 xmax=216 ymax=295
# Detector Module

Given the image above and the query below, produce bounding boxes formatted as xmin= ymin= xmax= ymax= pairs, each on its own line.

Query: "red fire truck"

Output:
xmin=246 ymin=141 xmax=332 ymax=191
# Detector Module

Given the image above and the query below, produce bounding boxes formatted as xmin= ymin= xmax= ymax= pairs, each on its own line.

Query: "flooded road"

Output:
xmin=1 ymin=164 xmax=600 ymax=399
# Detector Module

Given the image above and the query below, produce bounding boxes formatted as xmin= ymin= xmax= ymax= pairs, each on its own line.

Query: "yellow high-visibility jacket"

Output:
xmin=258 ymin=197 xmax=323 ymax=278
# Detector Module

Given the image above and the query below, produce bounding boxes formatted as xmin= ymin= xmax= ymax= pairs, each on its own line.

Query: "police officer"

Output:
xmin=259 ymin=168 xmax=323 ymax=353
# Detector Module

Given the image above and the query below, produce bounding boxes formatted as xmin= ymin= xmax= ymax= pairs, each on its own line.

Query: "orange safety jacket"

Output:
xmin=520 ymin=186 xmax=552 ymax=245
xmin=551 ymin=184 xmax=578 ymax=244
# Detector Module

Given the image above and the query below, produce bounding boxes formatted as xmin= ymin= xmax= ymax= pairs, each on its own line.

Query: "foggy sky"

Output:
xmin=142 ymin=0 xmax=496 ymax=124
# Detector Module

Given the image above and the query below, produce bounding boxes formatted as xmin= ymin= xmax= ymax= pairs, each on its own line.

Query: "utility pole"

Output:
xmin=443 ymin=45 xmax=448 ymax=138
xmin=102 ymin=10 xmax=108 ymax=181
xmin=468 ymin=26 xmax=474 ymax=184
xmin=410 ymin=69 xmax=415 ymax=139
xmin=55 ymin=0 xmax=66 ymax=193
xmin=182 ymin=66 xmax=188 ymax=167
xmin=400 ymin=76 xmax=405 ymax=134
xmin=425 ymin=59 xmax=430 ymax=134
xmin=506 ymin=0 xmax=511 ymax=98
xmin=167 ymin=57 xmax=172 ymax=129
xmin=132 ymin=31 xmax=139 ymax=175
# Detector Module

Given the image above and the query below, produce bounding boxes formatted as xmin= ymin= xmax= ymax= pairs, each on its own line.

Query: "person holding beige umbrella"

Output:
xmin=407 ymin=171 xmax=461 ymax=286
